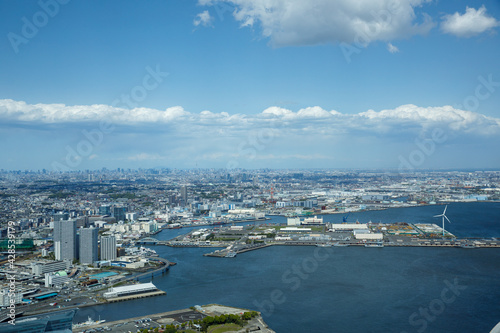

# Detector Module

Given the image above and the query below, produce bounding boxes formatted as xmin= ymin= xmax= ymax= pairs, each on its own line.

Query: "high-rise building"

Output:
xmin=113 ymin=206 xmax=126 ymax=222
xmin=53 ymin=220 xmax=76 ymax=262
xmin=100 ymin=236 xmax=116 ymax=261
xmin=79 ymin=227 xmax=98 ymax=265
xmin=181 ymin=186 xmax=188 ymax=205
xmin=99 ymin=205 xmax=111 ymax=216
xmin=53 ymin=212 xmax=69 ymax=221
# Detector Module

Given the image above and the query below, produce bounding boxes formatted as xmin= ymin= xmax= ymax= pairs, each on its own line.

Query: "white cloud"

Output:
xmin=1 ymin=99 xmax=499 ymax=137
xmin=441 ymin=6 xmax=499 ymax=37
xmin=198 ymin=0 xmax=435 ymax=47
xmin=387 ymin=42 xmax=399 ymax=53
xmin=262 ymin=106 xmax=339 ymax=120
xmin=127 ymin=153 xmax=166 ymax=161
xmin=194 ymin=10 xmax=213 ymax=27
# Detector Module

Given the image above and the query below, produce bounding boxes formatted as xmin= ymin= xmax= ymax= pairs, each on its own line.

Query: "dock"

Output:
xmin=204 ymin=243 xmax=271 ymax=257
xmin=105 ymin=290 xmax=166 ymax=303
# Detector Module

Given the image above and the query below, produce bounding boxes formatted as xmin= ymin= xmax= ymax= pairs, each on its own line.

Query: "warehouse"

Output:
xmin=103 ymin=282 xmax=158 ymax=299
xmin=354 ymin=230 xmax=384 ymax=240
xmin=328 ymin=223 xmax=368 ymax=231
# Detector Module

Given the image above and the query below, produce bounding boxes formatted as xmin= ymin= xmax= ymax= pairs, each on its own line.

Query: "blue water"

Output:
xmin=75 ymin=202 xmax=500 ymax=332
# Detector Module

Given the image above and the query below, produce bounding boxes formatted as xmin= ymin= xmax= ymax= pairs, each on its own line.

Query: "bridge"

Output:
xmin=136 ymin=237 xmax=160 ymax=245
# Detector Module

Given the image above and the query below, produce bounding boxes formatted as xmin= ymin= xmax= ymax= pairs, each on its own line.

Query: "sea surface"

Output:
xmin=75 ymin=202 xmax=500 ymax=333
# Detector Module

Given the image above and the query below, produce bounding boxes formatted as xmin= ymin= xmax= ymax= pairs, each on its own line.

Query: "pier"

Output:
xmin=105 ymin=290 xmax=166 ymax=303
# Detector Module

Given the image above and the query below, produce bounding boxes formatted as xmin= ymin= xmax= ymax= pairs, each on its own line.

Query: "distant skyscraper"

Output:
xmin=181 ymin=186 xmax=188 ymax=205
xmin=113 ymin=206 xmax=126 ymax=222
xmin=53 ymin=212 xmax=69 ymax=221
xmin=53 ymin=220 xmax=76 ymax=262
xmin=100 ymin=236 xmax=116 ymax=261
xmin=99 ymin=205 xmax=111 ymax=216
xmin=79 ymin=227 xmax=98 ymax=265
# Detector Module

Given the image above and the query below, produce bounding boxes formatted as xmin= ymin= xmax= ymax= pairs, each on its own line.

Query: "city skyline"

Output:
xmin=1 ymin=0 xmax=499 ymax=171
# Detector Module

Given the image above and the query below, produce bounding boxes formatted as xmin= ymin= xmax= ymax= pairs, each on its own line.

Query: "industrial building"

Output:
xmin=328 ymin=223 xmax=368 ymax=231
xmin=280 ymin=227 xmax=312 ymax=233
xmin=354 ymin=230 xmax=384 ymax=240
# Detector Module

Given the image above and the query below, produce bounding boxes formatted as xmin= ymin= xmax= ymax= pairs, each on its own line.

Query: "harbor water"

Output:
xmin=75 ymin=202 xmax=500 ymax=332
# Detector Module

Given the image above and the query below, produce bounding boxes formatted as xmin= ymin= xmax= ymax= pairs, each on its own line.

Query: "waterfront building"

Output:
xmin=0 ymin=309 xmax=77 ymax=332
xmin=103 ymin=282 xmax=158 ymax=299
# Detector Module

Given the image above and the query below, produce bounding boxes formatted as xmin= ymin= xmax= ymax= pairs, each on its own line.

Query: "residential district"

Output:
xmin=0 ymin=168 xmax=499 ymax=332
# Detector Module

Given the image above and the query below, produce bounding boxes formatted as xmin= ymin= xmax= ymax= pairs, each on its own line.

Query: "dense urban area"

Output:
xmin=0 ymin=168 xmax=499 ymax=332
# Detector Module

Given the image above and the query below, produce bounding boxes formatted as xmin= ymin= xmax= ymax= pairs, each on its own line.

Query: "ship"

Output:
xmin=72 ymin=316 xmax=106 ymax=329
xmin=316 ymin=243 xmax=332 ymax=248
xmin=365 ymin=242 xmax=384 ymax=248
xmin=333 ymin=242 xmax=349 ymax=247
xmin=225 ymin=251 xmax=237 ymax=258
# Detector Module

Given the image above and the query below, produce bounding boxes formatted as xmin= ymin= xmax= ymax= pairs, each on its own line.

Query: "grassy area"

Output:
xmin=208 ymin=323 xmax=242 ymax=333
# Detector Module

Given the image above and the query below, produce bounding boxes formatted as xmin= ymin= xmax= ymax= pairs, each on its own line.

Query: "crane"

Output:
xmin=342 ymin=212 xmax=350 ymax=223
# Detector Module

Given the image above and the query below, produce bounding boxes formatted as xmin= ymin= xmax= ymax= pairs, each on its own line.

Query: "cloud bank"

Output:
xmin=1 ymin=99 xmax=499 ymax=137
xmin=1 ymin=99 xmax=499 ymax=170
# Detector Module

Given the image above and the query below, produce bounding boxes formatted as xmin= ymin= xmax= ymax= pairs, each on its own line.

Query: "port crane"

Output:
xmin=342 ymin=212 xmax=350 ymax=223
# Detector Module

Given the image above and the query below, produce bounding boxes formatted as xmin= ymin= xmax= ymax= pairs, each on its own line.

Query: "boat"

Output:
xmin=225 ymin=251 xmax=237 ymax=258
xmin=365 ymin=242 xmax=384 ymax=248
xmin=72 ymin=316 xmax=106 ymax=329
xmin=333 ymin=242 xmax=349 ymax=247
xmin=460 ymin=243 xmax=477 ymax=249
xmin=316 ymin=243 xmax=332 ymax=247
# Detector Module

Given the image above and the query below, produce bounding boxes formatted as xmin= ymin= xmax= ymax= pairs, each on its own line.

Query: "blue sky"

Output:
xmin=0 ymin=0 xmax=499 ymax=171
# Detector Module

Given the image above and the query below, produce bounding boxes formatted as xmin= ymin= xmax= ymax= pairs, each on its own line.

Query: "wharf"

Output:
xmin=72 ymin=304 xmax=275 ymax=333
xmin=105 ymin=290 xmax=166 ymax=303
xmin=204 ymin=244 xmax=271 ymax=257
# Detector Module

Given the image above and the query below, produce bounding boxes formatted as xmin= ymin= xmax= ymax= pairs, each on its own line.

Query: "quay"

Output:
xmin=105 ymin=290 xmax=166 ymax=303
xmin=204 ymin=243 xmax=271 ymax=257
xmin=72 ymin=304 xmax=275 ymax=333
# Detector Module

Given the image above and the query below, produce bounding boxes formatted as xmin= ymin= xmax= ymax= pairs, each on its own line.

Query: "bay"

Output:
xmin=75 ymin=202 xmax=500 ymax=333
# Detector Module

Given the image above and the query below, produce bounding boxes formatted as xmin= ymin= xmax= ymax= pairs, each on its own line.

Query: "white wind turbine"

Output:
xmin=434 ymin=205 xmax=451 ymax=237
